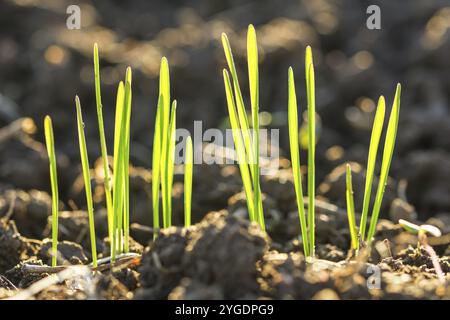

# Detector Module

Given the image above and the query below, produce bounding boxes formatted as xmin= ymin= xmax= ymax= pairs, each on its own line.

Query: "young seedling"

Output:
xmin=399 ymin=219 xmax=445 ymax=283
xmin=75 ymin=96 xmax=98 ymax=267
xmin=305 ymin=46 xmax=316 ymax=257
xmin=345 ymin=85 xmax=400 ymax=252
xmin=345 ymin=164 xmax=358 ymax=250
xmin=152 ymin=57 xmax=176 ymax=233
xmin=221 ymin=25 xmax=265 ymax=230
xmin=247 ymin=25 xmax=264 ymax=229
xmin=366 ymin=84 xmax=401 ymax=243
xmin=122 ymin=69 xmax=133 ymax=253
xmin=359 ymin=96 xmax=386 ymax=242
xmin=287 ymin=67 xmax=309 ymax=257
xmin=44 ymin=116 xmax=59 ymax=267
xmin=151 ymin=94 xmax=163 ymax=239
xmin=111 ymin=67 xmax=132 ymax=260
xmin=287 ymin=46 xmax=317 ymax=257
xmin=399 ymin=219 xmax=442 ymax=239
xmin=223 ymin=69 xmax=256 ymax=221
xmin=184 ymin=135 xmax=193 ymax=227
xmin=164 ymin=100 xmax=177 ymax=228
xmin=93 ymin=44 xmax=113 ymax=245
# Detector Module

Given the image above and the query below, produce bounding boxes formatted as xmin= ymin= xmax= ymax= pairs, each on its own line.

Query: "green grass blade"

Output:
xmin=151 ymin=95 xmax=164 ymax=239
xmin=221 ymin=33 xmax=255 ymax=175
xmin=93 ymin=44 xmax=113 ymax=244
xmin=359 ymin=96 xmax=385 ymax=241
xmin=159 ymin=58 xmax=171 ymax=133
xmin=305 ymin=46 xmax=316 ymax=257
xmin=75 ymin=96 xmax=98 ymax=267
xmin=247 ymin=25 xmax=264 ymax=230
xmin=117 ymin=69 xmax=132 ymax=253
xmin=44 ymin=116 xmax=59 ymax=267
xmin=166 ymin=100 xmax=177 ymax=227
xmin=122 ymin=68 xmax=132 ymax=252
xmin=366 ymin=84 xmax=401 ymax=243
xmin=159 ymin=57 xmax=172 ymax=229
xmin=288 ymin=67 xmax=310 ymax=257
xmin=345 ymin=164 xmax=358 ymax=250
xmin=184 ymin=135 xmax=193 ymax=227
xmin=223 ymin=69 xmax=255 ymax=221
xmin=111 ymin=80 xmax=126 ymax=260
xmin=113 ymin=82 xmax=125 ymax=174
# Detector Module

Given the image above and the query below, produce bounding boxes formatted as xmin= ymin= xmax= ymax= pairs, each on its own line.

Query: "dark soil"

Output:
xmin=0 ymin=0 xmax=449 ymax=299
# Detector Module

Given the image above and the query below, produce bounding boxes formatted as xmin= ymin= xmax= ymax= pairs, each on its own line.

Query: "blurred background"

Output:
xmin=0 ymin=0 xmax=449 ymax=233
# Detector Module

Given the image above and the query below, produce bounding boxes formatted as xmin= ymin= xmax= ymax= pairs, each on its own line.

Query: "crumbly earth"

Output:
xmin=0 ymin=201 xmax=449 ymax=300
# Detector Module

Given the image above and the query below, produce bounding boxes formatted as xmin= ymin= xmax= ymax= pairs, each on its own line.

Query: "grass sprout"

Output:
xmin=399 ymin=219 xmax=441 ymax=238
xmin=359 ymin=96 xmax=385 ymax=241
xmin=75 ymin=96 xmax=98 ymax=267
xmin=399 ymin=219 xmax=444 ymax=283
xmin=164 ymin=100 xmax=177 ymax=228
xmin=287 ymin=67 xmax=309 ymax=257
xmin=345 ymin=164 xmax=358 ymax=250
xmin=345 ymin=85 xmax=400 ymax=251
xmin=247 ymin=25 xmax=264 ymax=229
xmin=122 ymin=69 xmax=133 ymax=253
xmin=366 ymin=84 xmax=401 ymax=243
xmin=44 ymin=116 xmax=59 ymax=267
xmin=223 ymin=69 xmax=256 ymax=221
xmin=93 ymin=44 xmax=113 ymax=244
xmin=151 ymin=93 xmax=163 ymax=238
xmin=305 ymin=46 xmax=316 ymax=257
xmin=111 ymin=67 xmax=133 ymax=260
xmin=184 ymin=135 xmax=193 ymax=227
xmin=287 ymin=46 xmax=317 ymax=257
xmin=45 ymin=46 xmax=135 ymax=263
xmin=158 ymin=58 xmax=173 ymax=229
xmin=221 ymin=25 xmax=265 ymax=230
xmin=152 ymin=57 xmax=177 ymax=233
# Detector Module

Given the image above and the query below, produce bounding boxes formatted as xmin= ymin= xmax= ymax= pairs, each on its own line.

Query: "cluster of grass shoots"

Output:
xmin=150 ymin=57 xmax=194 ymax=238
xmin=44 ymin=45 xmax=195 ymax=265
xmin=221 ymin=25 xmax=265 ymax=230
xmin=42 ymin=29 xmax=402 ymax=266
xmin=346 ymin=84 xmax=401 ymax=252
xmin=287 ymin=46 xmax=316 ymax=258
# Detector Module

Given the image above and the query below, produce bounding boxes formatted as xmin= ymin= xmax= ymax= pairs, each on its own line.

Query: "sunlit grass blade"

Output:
xmin=151 ymin=95 xmax=163 ymax=239
xmin=247 ymin=24 xmax=264 ymax=230
xmin=366 ymin=84 xmax=401 ymax=243
xmin=305 ymin=46 xmax=316 ymax=256
xmin=122 ymin=68 xmax=132 ymax=253
xmin=44 ymin=116 xmax=59 ymax=267
xmin=345 ymin=164 xmax=358 ymax=250
xmin=113 ymin=82 xmax=125 ymax=174
xmin=75 ymin=96 xmax=98 ymax=267
xmin=359 ymin=96 xmax=385 ymax=241
xmin=93 ymin=44 xmax=113 ymax=244
xmin=223 ymin=69 xmax=255 ymax=221
xmin=111 ymin=78 xmax=127 ymax=260
xmin=184 ymin=135 xmax=193 ymax=227
xmin=111 ymin=81 xmax=124 ymax=257
xmin=164 ymin=100 xmax=177 ymax=228
xmin=288 ymin=67 xmax=309 ymax=257
xmin=221 ymin=32 xmax=255 ymax=174
xmin=159 ymin=57 xmax=173 ymax=228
